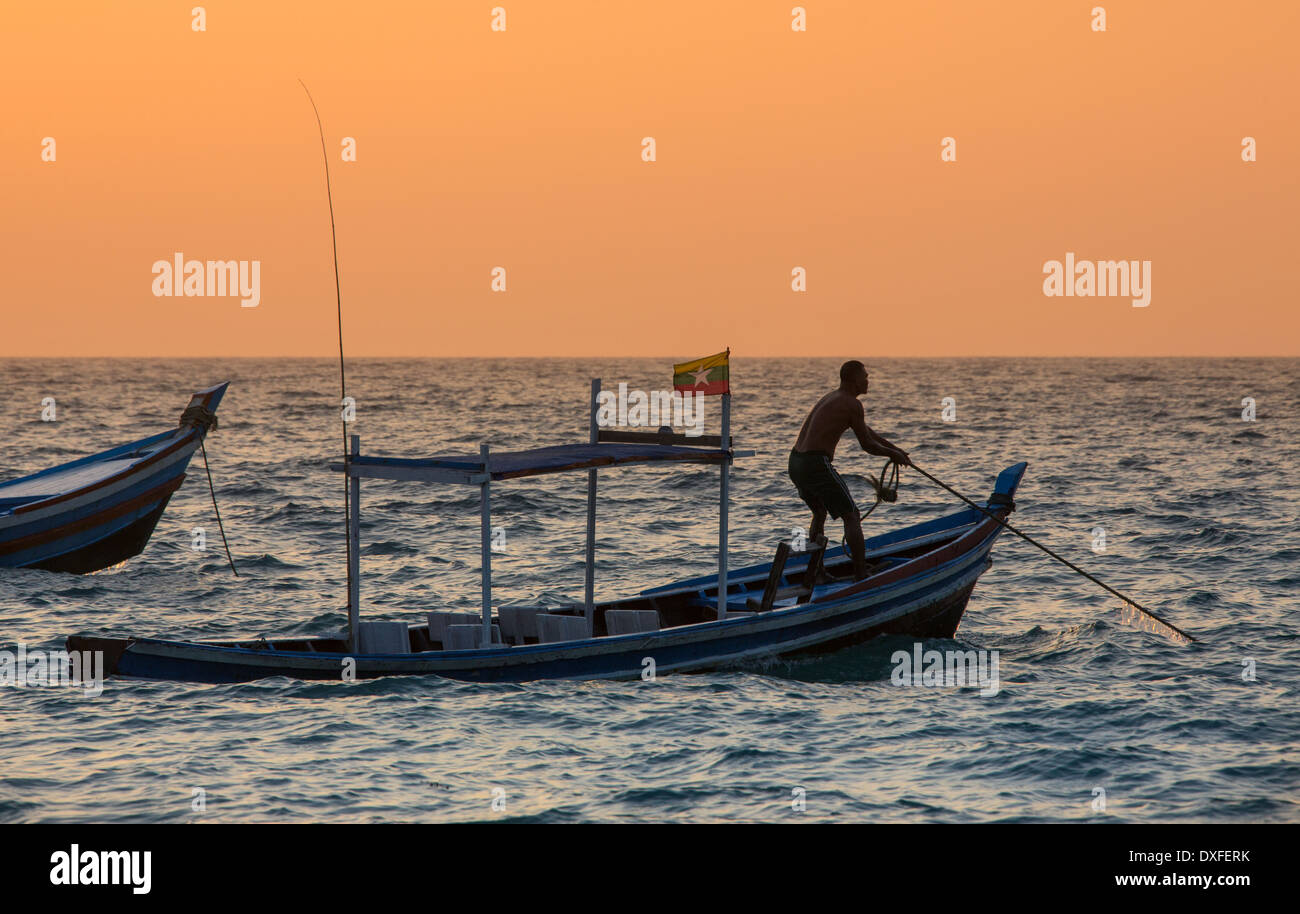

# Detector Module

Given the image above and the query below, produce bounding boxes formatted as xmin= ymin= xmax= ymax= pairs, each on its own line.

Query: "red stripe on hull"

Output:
xmin=0 ymin=476 xmax=186 ymax=557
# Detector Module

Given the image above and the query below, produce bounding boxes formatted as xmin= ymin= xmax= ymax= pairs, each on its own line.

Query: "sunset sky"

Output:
xmin=3 ymin=2 xmax=1297 ymax=357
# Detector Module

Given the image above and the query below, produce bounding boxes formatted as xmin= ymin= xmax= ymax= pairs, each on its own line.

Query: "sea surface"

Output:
xmin=1 ymin=357 xmax=1297 ymax=823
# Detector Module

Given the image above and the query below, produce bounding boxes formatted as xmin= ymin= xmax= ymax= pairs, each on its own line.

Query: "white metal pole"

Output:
xmin=585 ymin=378 xmax=600 ymax=637
xmin=718 ymin=394 xmax=730 ymax=620
xmin=479 ymin=443 xmax=493 ymax=648
xmin=348 ymin=434 xmax=361 ymax=651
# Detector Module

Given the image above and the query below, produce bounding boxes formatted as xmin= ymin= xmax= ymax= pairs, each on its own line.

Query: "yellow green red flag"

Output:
xmin=673 ymin=350 xmax=730 ymax=396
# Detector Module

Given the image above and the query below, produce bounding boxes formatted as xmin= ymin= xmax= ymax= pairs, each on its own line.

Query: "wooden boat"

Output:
xmin=67 ymin=379 xmax=1027 ymax=683
xmin=1 ymin=383 xmax=229 ymax=573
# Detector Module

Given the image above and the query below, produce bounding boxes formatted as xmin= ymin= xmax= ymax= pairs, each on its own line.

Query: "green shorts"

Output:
xmin=788 ymin=448 xmax=858 ymax=520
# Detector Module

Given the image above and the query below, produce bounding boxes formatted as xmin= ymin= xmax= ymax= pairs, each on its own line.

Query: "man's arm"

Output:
xmin=849 ymin=401 xmax=911 ymax=465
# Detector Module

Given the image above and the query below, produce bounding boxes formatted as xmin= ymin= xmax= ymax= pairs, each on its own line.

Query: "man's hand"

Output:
xmin=862 ymin=425 xmax=911 ymax=467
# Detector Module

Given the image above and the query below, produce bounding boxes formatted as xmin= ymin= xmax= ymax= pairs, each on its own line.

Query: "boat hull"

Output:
xmin=23 ymin=497 xmax=176 ymax=574
xmin=0 ymin=383 xmax=227 ymax=573
xmin=73 ymin=568 xmax=986 ymax=684
xmin=69 ymin=514 xmax=1005 ymax=684
xmin=66 ymin=462 xmax=1026 ymax=685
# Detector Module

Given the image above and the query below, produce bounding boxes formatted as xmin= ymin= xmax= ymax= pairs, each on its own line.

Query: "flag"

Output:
xmin=673 ymin=349 xmax=730 ymax=396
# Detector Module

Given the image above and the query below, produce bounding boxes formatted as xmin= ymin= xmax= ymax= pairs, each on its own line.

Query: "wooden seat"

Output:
xmin=605 ymin=609 xmax=660 ymax=635
xmin=745 ymin=537 xmax=827 ymax=612
xmin=536 ymin=614 xmax=590 ymax=644
xmin=428 ymin=611 xmax=478 ymax=646
xmin=445 ymin=623 xmax=502 ymax=650
xmin=498 ymin=605 xmax=548 ymax=644
xmin=357 ymin=621 xmax=412 ymax=655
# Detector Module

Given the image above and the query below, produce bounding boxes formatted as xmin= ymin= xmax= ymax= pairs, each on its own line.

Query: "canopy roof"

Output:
xmin=350 ymin=442 xmax=738 ymax=482
xmin=337 ymin=377 xmax=745 ymax=649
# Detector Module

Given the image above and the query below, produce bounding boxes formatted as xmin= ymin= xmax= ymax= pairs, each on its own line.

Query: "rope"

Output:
xmin=860 ymin=457 xmax=900 ymax=519
xmin=198 ymin=436 xmax=238 ymax=576
xmin=910 ymin=462 xmax=1196 ymax=645
xmin=179 ymin=404 xmax=219 ymax=432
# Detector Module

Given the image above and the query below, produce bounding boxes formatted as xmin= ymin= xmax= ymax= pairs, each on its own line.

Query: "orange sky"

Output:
xmin=2 ymin=2 xmax=1297 ymax=357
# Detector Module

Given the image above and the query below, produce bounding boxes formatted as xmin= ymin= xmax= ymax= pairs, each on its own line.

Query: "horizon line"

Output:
xmin=3 ymin=354 xmax=1298 ymax=360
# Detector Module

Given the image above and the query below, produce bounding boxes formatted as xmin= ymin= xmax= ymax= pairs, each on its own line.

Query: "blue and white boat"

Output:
xmin=68 ymin=379 xmax=1026 ymax=683
xmin=2 ymin=383 xmax=229 ymax=573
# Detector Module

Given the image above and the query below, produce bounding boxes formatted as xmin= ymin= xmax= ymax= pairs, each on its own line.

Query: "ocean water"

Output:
xmin=1 ymin=357 xmax=1297 ymax=823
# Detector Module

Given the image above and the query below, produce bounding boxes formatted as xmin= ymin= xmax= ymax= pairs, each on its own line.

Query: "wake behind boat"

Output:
xmin=1 ymin=383 xmax=229 ymax=573
xmin=66 ymin=373 xmax=1027 ymax=683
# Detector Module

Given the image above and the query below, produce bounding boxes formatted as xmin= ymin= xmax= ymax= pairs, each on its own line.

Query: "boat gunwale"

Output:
xmin=0 ymin=475 xmax=187 ymax=558
xmin=644 ymin=511 xmax=984 ymax=600
xmin=108 ymin=552 xmax=995 ymax=680
xmin=0 ymin=430 xmax=179 ymax=504
xmin=0 ymin=438 xmax=199 ymax=530
xmin=0 ymin=383 xmax=228 ymax=516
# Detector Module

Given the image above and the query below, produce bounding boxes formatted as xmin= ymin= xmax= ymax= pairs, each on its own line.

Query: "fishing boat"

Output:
xmin=67 ymin=377 xmax=1027 ymax=683
xmin=1 ymin=383 xmax=229 ymax=573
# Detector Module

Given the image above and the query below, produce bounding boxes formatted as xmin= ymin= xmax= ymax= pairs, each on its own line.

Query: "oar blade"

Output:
xmin=1117 ymin=601 xmax=1194 ymax=645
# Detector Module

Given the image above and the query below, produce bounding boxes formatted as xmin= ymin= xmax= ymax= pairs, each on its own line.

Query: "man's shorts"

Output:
xmin=788 ymin=448 xmax=858 ymax=520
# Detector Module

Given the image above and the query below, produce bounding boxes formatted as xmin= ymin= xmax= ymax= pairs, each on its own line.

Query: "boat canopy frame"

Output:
xmin=331 ymin=379 xmax=753 ymax=650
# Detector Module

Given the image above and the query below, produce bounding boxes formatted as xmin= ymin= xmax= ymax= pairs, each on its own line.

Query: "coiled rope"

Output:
xmin=179 ymin=404 xmax=219 ymax=432
xmin=861 ymin=457 xmax=901 ymax=519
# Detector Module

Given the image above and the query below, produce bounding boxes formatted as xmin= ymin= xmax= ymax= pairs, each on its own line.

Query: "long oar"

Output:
xmin=908 ymin=462 xmax=1197 ymax=645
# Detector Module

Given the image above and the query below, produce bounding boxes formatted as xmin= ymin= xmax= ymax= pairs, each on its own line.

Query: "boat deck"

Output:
xmin=0 ymin=433 xmax=177 ymax=510
xmin=200 ymin=527 xmax=965 ymax=656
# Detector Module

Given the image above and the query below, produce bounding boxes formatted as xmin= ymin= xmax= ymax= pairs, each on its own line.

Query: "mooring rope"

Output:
xmin=910 ymin=462 xmax=1196 ymax=644
xmin=198 ymin=436 xmax=238 ymax=576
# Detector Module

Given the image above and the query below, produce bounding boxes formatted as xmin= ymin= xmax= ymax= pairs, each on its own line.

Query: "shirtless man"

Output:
xmin=788 ymin=360 xmax=911 ymax=580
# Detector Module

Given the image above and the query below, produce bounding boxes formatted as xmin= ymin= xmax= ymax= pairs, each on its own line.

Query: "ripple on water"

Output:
xmin=2 ymin=357 xmax=1297 ymax=822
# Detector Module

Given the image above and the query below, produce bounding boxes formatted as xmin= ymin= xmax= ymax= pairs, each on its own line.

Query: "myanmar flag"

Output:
xmin=673 ymin=349 xmax=730 ymax=396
